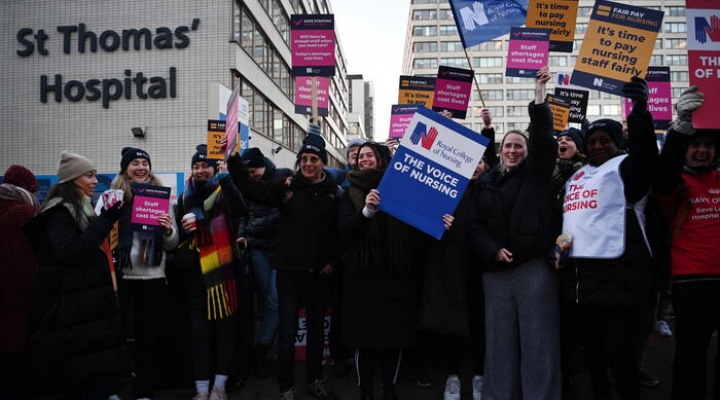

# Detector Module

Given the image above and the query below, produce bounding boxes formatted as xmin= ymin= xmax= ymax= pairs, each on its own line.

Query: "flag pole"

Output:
xmin=463 ymin=47 xmax=485 ymax=108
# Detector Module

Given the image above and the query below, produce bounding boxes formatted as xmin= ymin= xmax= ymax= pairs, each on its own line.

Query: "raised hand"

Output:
xmin=481 ymin=108 xmax=493 ymax=128
xmin=622 ymin=76 xmax=649 ymax=112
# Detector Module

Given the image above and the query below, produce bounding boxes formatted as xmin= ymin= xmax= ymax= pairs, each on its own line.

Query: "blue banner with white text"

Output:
xmin=450 ymin=0 xmax=529 ymax=49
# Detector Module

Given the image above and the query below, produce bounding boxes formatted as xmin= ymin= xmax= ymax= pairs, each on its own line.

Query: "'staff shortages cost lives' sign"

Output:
xmin=377 ymin=106 xmax=488 ymax=239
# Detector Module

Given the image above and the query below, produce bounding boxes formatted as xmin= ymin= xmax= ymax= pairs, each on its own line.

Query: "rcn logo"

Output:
xmin=557 ymin=73 xmax=570 ymax=86
xmin=592 ymin=77 xmax=604 ymax=87
xmin=695 ymin=15 xmax=720 ymax=44
xmin=459 ymin=2 xmax=489 ymax=31
xmin=410 ymin=122 xmax=439 ymax=150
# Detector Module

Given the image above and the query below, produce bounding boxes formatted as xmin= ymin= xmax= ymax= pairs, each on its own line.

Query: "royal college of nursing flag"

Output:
xmin=449 ymin=0 xmax=529 ymax=49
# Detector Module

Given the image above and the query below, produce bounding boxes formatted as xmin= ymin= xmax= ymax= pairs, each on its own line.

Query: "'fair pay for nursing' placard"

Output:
xmin=377 ymin=106 xmax=489 ymax=239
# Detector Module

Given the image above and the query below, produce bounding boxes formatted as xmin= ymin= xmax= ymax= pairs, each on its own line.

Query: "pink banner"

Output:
xmin=506 ymin=28 xmax=550 ymax=78
xmin=291 ymin=15 xmax=335 ymax=76
xmin=623 ymin=67 xmax=672 ymax=130
xmin=389 ymin=104 xmax=419 ymax=138
xmin=432 ymin=66 xmax=474 ymax=119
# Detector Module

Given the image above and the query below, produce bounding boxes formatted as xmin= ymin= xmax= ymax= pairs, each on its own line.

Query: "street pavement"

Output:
xmin=146 ymin=330 xmax=713 ymax=400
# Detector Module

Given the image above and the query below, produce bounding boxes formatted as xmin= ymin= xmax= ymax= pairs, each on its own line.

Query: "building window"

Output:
xmin=414 ymin=41 xmax=438 ymax=52
xmin=506 ymin=106 xmax=526 ymax=117
xmin=665 ymin=22 xmax=686 ymax=33
xmin=666 ymin=6 xmax=685 ymax=17
xmin=576 ymin=23 xmax=588 ymax=34
xmin=413 ymin=10 xmax=437 ymax=20
xmin=412 ymin=0 xmax=436 ymax=3
xmin=477 ymin=90 xmax=503 ymax=101
xmin=549 ymin=56 xmax=568 ymax=67
xmin=506 ymin=76 xmax=534 ymax=83
xmin=578 ymin=7 xmax=593 ymax=17
xmin=506 ymin=89 xmax=535 ymax=100
xmin=440 ymin=57 xmax=468 ymax=68
xmin=476 ymin=73 xmax=503 ymax=84
xmin=440 ymin=41 xmax=464 ymax=52
xmin=671 ymin=71 xmax=689 ymax=82
xmin=413 ymin=57 xmax=438 ymax=69
xmin=666 ymin=55 xmax=688 ymax=66
xmin=586 ymin=105 xmax=601 ymax=116
xmin=474 ymin=57 xmax=502 ymax=68
xmin=439 ymin=9 xmax=453 ymax=19
xmin=476 ymin=40 xmax=503 ymax=51
xmin=413 ymin=25 xmax=437 ymax=36
xmin=649 ymin=55 xmax=663 ymax=65
xmin=439 ymin=25 xmax=458 ymax=36
xmin=665 ymin=38 xmax=687 ymax=49
xmin=655 ymin=38 xmax=662 ymax=49
xmin=603 ymin=105 xmax=620 ymax=116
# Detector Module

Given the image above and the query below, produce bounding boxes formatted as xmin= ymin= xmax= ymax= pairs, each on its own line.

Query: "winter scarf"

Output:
xmin=183 ymin=176 xmax=239 ymax=320
xmin=347 ymin=168 xmax=411 ymax=275
xmin=0 ymin=183 xmax=38 ymax=208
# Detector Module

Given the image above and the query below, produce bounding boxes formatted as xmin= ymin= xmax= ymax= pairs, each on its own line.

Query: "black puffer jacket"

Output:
xmin=228 ymin=155 xmax=341 ymax=272
xmin=24 ymin=200 xmax=127 ymax=395
xmin=468 ymin=101 xmax=557 ymax=271
xmin=237 ymin=157 xmax=293 ymax=249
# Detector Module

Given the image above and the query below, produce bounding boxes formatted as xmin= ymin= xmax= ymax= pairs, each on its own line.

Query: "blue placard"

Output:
xmin=449 ymin=0 xmax=529 ymax=49
xmin=377 ymin=106 xmax=489 ymax=239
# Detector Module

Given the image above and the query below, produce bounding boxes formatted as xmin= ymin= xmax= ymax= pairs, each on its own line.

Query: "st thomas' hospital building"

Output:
xmin=0 ymin=0 xmax=371 ymax=178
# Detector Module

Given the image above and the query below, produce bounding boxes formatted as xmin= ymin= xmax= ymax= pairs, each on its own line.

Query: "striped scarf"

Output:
xmin=194 ymin=185 xmax=239 ymax=320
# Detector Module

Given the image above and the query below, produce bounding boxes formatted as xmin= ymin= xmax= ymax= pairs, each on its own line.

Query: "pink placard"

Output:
xmin=130 ymin=184 xmax=171 ymax=233
xmin=623 ymin=67 xmax=671 ymax=130
xmin=291 ymin=15 xmax=335 ymax=76
xmin=432 ymin=66 xmax=474 ymax=119
xmin=506 ymin=28 xmax=550 ymax=78
xmin=389 ymin=104 xmax=418 ymax=139
xmin=294 ymin=76 xmax=329 ymax=116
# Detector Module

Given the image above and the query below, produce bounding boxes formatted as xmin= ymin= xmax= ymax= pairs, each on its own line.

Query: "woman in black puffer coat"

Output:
xmin=24 ymin=151 xmax=127 ymax=398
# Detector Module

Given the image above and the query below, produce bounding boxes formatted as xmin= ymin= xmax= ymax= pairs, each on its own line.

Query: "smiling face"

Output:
xmin=557 ymin=135 xmax=578 ymax=160
xmin=125 ymin=158 xmax=150 ymax=183
xmin=73 ymin=170 xmax=98 ymax=197
xmin=501 ymin=132 xmax=528 ymax=171
xmin=686 ymin=135 xmax=716 ymax=168
xmin=586 ymin=130 xmax=618 ymax=166
xmin=192 ymin=161 xmax=215 ymax=181
xmin=299 ymin=153 xmax=324 ymax=181
xmin=357 ymin=146 xmax=379 ymax=171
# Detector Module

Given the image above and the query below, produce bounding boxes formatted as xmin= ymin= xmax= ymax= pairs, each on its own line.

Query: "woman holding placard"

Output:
xmin=96 ymin=146 xmax=179 ymax=400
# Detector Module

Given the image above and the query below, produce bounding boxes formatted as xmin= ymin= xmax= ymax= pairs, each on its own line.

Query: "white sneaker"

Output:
xmin=472 ymin=375 xmax=484 ymax=400
xmin=655 ymin=320 xmax=673 ymax=337
xmin=444 ymin=376 xmax=461 ymax=400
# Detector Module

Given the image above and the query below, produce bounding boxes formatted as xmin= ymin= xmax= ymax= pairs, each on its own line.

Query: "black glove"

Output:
xmin=622 ymin=76 xmax=649 ymax=112
xmin=100 ymin=201 xmax=124 ymax=223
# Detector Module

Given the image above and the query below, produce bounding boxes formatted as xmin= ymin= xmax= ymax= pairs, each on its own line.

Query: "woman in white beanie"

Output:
xmin=24 ymin=150 xmax=128 ymax=398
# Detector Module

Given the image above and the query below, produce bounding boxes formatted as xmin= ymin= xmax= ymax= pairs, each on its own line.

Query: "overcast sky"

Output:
xmin=332 ymin=1 xmax=411 ymax=141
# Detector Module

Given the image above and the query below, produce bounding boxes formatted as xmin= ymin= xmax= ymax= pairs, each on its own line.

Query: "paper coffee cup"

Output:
xmin=102 ymin=189 xmax=124 ymax=208
xmin=183 ymin=212 xmax=197 ymax=231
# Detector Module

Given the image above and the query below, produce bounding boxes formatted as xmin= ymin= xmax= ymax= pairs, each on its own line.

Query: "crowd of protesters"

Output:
xmin=2 ymin=67 xmax=720 ymax=400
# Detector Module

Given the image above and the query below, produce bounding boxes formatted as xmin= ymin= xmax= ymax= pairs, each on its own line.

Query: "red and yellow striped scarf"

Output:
xmin=195 ymin=186 xmax=239 ymax=320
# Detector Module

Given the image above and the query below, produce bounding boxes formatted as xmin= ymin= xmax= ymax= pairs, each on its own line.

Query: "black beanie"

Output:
xmin=557 ymin=127 xmax=585 ymax=152
xmin=585 ymin=119 xmax=623 ymax=151
xmin=120 ymin=147 xmax=151 ymax=172
xmin=241 ymin=148 xmax=266 ymax=168
xmin=297 ymin=134 xmax=328 ymax=165
xmin=191 ymin=144 xmax=217 ymax=169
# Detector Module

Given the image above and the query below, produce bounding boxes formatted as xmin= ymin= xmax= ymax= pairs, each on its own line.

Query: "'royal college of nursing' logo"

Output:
xmin=410 ymin=122 xmax=439 ymax=150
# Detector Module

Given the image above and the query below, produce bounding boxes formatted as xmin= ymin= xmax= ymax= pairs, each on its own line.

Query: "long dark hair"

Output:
xmin=40 ymin=181 xmax=86 ymax=227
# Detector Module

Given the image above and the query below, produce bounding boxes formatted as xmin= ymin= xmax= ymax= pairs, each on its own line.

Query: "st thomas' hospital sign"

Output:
xmin=15 ymin=18 xmax=201 ymax=108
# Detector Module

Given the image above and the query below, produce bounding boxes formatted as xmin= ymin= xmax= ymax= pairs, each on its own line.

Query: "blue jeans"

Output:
xmin=276 ymin=270 xmax=331 ymax=392
xmin=250 ymin=249 xmax=279 ymax=346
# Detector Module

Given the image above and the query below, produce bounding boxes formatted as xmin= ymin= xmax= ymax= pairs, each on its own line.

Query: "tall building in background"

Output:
xmin=347 ymin=74 xmax=376 ymax=141
xmin=1 ymin=0 xmax=354 ymax=174
xmin=402 ymin=0 xmax=689 ymax=145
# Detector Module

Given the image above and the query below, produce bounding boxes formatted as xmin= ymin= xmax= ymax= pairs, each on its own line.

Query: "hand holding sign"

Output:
xmin=622 ymin=76 xmax=649 ymax=113
xmin=365 ymin=189 xmax=380 ymax=213
xmin=536 ymin=67 xmax=551 ymax=104
xmin=674 ymin=86 xmax=706 ymax=135
xmin=481 ymin=108 xmax=493 ymax=129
